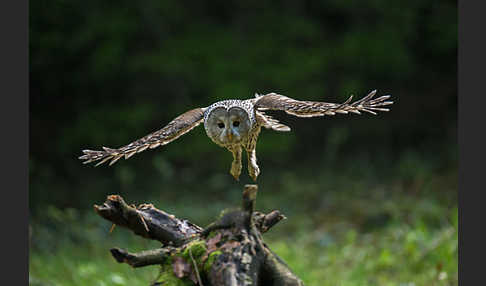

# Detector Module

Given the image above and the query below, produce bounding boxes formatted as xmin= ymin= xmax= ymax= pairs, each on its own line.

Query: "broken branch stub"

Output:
xmin=94 ymin=195 xmax=202 ymax=246
xmin=110 ymin=247 xmax=174 ymax=268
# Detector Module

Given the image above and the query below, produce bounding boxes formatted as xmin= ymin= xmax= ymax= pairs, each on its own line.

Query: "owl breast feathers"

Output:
xmin=79 ymin=90 xmax=393 ymax=181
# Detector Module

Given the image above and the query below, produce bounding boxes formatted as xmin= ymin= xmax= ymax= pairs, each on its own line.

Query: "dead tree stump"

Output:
xmin=94 ymin=184 xmax=304 ymax=286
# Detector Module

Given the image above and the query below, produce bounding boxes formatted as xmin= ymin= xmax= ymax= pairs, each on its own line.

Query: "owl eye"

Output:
xmin=233 ymin=121 xmax=240 ymax=127
xmin=217 ymin=122 xmax=225 ymax=129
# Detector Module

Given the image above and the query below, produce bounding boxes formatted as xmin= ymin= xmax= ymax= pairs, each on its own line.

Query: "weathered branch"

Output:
xmin=254 ymin=210 xmax=286 ymax=233
xmin=110 ymin=247 xmax=173 ymax=268
xmin=94 ymin=195 xmax=202 ymax=246
xmin=242 ymin=185 xmax=258 ymax=214
xmin=94 ymin=185 xmax=304 ymax=286
xmin=261 ymin=249 xmax=305 ymax=286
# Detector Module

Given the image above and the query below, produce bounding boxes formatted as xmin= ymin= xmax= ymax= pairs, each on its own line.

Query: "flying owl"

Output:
xmin=79 ymin=90 xmax=392 ymax=181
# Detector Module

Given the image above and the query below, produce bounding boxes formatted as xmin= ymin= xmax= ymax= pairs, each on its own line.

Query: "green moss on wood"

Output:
xmin=181 ymin=240 xmax=207 ymax=263
xmin=155 ymin=262 xmax=194 ymax=286
xmin=204 ymin=250 xmax=222 ymax=273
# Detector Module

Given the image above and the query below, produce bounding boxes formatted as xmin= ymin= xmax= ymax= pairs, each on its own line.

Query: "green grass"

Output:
xmin=29 ymin=167 xmax=457 ymax=286
xmin=270 ymin=213 xmax=457 ymax=286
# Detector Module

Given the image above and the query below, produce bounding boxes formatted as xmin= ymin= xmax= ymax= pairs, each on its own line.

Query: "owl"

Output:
xmin=79 ymin=90 xmax=392 ymax=181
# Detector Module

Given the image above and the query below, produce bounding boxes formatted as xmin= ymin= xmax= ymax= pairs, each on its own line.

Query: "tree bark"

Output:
xmin=94 ymin=184 xmax=304 ymax=286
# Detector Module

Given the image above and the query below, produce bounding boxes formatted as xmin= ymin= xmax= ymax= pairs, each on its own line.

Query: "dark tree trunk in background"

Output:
xmin=94 ymin=185 xmax=304 ymax=286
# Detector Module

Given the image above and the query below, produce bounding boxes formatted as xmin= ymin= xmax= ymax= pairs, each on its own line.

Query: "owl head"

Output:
xmin=204 ymin=105 xmax=252 ymax=145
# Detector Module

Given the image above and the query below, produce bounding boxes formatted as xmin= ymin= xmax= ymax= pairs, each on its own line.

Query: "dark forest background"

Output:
xmin=29 ymin=1 xmax=457 ymax=285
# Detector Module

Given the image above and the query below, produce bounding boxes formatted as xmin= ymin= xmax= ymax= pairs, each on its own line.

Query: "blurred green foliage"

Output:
xmin=29 ymin=0 xmax=456 ymax=285
xmin=29 ymin=170 xmax=457 ymax=285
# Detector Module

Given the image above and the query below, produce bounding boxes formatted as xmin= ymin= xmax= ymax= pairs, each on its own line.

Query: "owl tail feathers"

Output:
xmin=266 ymin=123 xmax=290 ymax=132
xmin=257 ymin=112 xmax=291 ymax=132
xmin=263 ymin=114 xmax=290 ymax=132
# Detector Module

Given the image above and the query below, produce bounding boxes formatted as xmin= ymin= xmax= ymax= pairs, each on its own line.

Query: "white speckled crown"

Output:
xmin=203 ymin=99 xmax=256 ymax=134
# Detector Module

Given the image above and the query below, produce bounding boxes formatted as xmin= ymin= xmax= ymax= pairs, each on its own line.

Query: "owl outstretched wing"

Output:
xmin=253 ymin=90 xmax=393 ymax=117
xmin=79 ymin=107 xmax=206 ymax=166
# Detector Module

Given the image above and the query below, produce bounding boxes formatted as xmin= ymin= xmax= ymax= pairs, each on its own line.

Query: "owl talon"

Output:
xmin=230 ymin=161 xmax=242 ymax=181
xmin=230 ymin=168 xmax=241 ymax=181
xmin=246 ymin=147 xmax=260 ymax=181
xmin=248 ymin=165 xmax=260 ymax=181
xmin=228 ymin=146 xmax=243 ymax=181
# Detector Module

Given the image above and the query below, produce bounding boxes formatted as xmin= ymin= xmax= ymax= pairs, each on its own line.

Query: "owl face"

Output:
xmin=204 ymin=106 xmax=252 ymax=146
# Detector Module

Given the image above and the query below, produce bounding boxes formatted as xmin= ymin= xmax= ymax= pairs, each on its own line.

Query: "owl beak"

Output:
xmin=226 ymin=130 xmax=233 ymax=141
